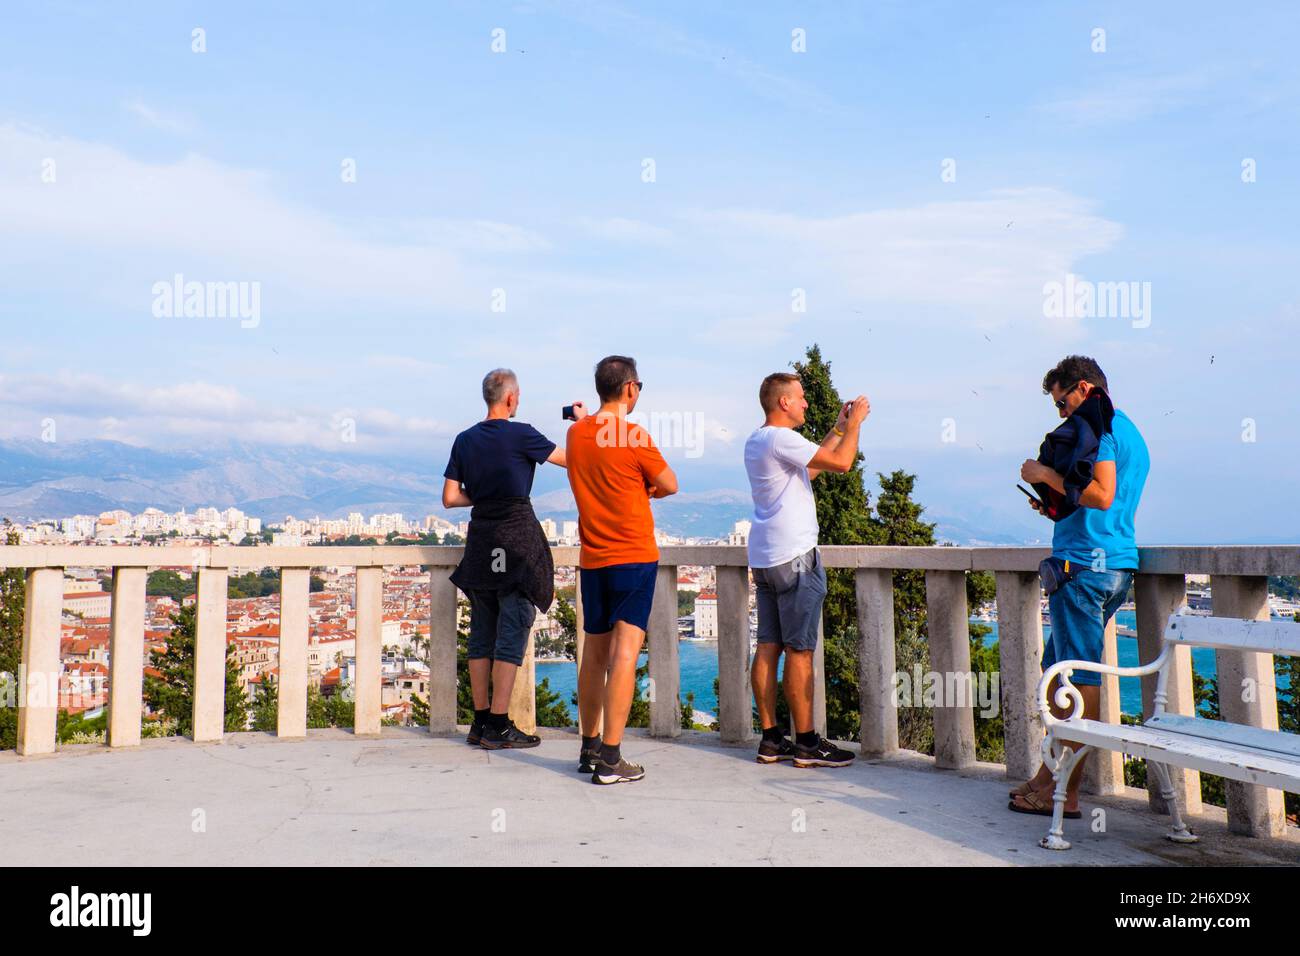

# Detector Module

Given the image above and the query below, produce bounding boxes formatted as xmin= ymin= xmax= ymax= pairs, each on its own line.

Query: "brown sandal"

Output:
xmin=1008 ymin=780 xmax=1035 ymax=799
xmin=1007 ymin=790 xmax=1082 ymax=819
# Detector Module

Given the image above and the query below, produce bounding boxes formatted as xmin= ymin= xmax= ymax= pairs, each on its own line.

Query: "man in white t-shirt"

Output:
xmin=744 ymin=372 xmax=870 ymax=768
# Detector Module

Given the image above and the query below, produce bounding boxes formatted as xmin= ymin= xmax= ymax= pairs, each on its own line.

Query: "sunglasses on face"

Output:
xmin=1053 ymin=382 xmax=1081 ymax=409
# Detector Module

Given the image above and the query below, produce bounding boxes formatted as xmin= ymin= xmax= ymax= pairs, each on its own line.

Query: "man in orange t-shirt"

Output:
xmin=566 ymin=355 xmax=677 ymax=785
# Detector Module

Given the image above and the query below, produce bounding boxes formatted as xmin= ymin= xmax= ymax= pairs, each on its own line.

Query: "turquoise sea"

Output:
xmin=535 ymin=610 xmax=1245 ymax=722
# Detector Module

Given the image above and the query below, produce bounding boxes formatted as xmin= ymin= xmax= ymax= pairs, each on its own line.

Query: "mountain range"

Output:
xmin=0 ymin=439 xmax=767 ymax=539
xmin=0 ymin=437 xmax=1046 ymax=543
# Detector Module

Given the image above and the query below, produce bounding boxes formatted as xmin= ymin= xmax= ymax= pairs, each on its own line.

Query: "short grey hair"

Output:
xmin=481 ymin=368 xmax=519 ymax=406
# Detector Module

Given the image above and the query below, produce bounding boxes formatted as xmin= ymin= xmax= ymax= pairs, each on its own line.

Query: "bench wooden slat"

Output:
xmin=1056 ymin=718 xmax=1300 ymax=792
xmin=1145 ymin=713 xmax=1300 ymax=759
xmin=1164 ymin=615 xmax=1300 ymax=656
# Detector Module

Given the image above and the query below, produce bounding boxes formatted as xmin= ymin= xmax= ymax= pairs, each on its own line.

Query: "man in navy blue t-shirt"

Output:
xmin=442 ymin=368 xmax=586 ymax=749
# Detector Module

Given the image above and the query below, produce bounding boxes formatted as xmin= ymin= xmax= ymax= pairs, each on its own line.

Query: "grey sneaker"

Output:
xmin=591 ymin=755 xmax=646 ymax=785
xmin=756 ymin=735 xmax=796 ymax=764
xmin=466 ymin=721 xmax=484 ymax=746
xmin=793 ymin=736 xmax=855 ymax=768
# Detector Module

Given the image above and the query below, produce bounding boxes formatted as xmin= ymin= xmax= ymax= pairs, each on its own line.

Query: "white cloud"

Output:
xmin=364 ymin=354 xmax=448 ymax=375
xmin=695 ymin=312 xmax=800 ymax=347
xmin=388 ymin=218 xmax=552 ymax=253
xmin=1040 ymin=72 xmax=1212 ymax=125
xmin=575 ymin=216 xmax=673 ymax=245
xmin=123 ymin=99 xmax=194 ymax=134
xmin=685 ymin=188 xmax=1124 ymax=322
xmin=549 ymin=1 xmax=840 ymax=113
xmin=0 ymin=124 xmax=537 ymax=315
xmin=0 ymin=371 xmax=453 ymax=450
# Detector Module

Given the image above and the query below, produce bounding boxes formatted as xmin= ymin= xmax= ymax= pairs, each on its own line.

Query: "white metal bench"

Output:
xmin=1036 ymin=612 xmax=1300 ymax=850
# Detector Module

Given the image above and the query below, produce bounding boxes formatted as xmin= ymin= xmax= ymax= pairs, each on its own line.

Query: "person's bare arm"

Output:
xmin=808 ymin=395 xmax=870 ymax=478
xmin=546 ymin=402 xmax=588 ymax=468
xmin=442 ymin=478 xmax=472 ymax=509
xmin=646 ymin=466 xmax=678 ymax=498
xmin=1020 ymin=459 xmax=1116 ymax=510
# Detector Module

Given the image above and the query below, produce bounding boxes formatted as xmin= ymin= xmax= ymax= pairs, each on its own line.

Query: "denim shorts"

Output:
xmin=466 ymin=589 xmax=537 ymax=665
xmin=753 ymin=547 xmax=826 ymax=652
xmin=1042 ymin=569 xmax=1133 ymax=686
xmin=580 ymin=562 xmax=658 ymax=634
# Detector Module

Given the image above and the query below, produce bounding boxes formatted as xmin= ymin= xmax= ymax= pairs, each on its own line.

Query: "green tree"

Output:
xmin=1268 ymin=576 xmax=1300 ymax=601
xmin=871 ymin=471 xmax=939 ymax=752
xmin=227 ymin=568 xmax=282 ymax=599
xmin=455 ymin=603 xmax=476 ymax=724
xmin=57 ymin=708 xmax=107 ymax=744
xmin=409 ymin=690 xmax=430 ymax=727
xmin=1278 ymin=625 xmax=1300 ymax=822
xmin=793 ymin=344 xmax=875 ymax=637
xmin=146 ymin=569 xmax=195 ymax=601
xmin=536 ymin=677 xmax=571 ymax=727
xmin=1186 ymin=670 xmax=1227 ymax=809
xmin=142 ymin=604 xmax=249 ymax=736
xmin=313 ymin=686 xmax=355 ymax=728
xmin=306 ymin=684 xmax=333 ymax=728
xmin=682 ymin=690 xmax=699 ymax=730
xmin=965 ymin=571 xmax=1001 ymax=761
xmin=540 ymin=594 xmax=578 ymax=660
xmin=0 ymin=521 xmax=25 ymax=750
xmin=969 ymin=624 xmax=1004 ymax=762
xmin=791 ymin=345 xmax=1002 ymax=753
xmin=791 ymin=345 xmax=877 ymax=744
xmin=250 ymin=673 xmax=278 ymax=732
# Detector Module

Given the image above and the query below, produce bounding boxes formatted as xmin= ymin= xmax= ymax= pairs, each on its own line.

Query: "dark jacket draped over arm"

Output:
xmin=1032 ymin=389 xmax=1115 ymax=522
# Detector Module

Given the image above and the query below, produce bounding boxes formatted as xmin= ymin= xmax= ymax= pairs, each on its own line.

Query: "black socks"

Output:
xmin=761 ymin=725 xmax=785 ymax=744
xmin=486 ymin=711 xmax=510 ymax=730
xmin=795 ymin=730 xmax=819 ymax=748
xmin=598 ymin=741 xmax=622 ymax=766
xmin=581 ymin=734 xmax=601 ymax=750
xmin=474 ymin=708 xmax=490 ymax=726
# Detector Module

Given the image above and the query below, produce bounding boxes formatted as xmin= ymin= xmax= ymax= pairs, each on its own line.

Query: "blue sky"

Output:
xmin=1 ymin=1 xmax=1297 ymax=543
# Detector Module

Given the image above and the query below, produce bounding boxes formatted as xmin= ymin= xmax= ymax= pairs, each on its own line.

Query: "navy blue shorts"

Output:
xmin=580 ymin=562 xmax=658 ymax=634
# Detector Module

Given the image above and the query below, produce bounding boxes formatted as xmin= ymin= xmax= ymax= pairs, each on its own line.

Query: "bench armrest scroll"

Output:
xmin=1037 ymin=645 xmax=1172 ymax=726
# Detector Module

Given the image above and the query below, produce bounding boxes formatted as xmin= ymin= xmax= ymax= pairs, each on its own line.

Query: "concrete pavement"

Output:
xmin=3 ymin=728 xmax=1297 ymax=866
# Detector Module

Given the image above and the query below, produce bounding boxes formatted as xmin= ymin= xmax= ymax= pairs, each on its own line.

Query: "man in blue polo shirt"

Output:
xmin=1010 ymin=355 xmax=1149 ymax=819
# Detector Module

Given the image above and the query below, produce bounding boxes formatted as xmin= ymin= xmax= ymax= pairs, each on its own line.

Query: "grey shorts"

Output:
xmin=753 ymin=547 xmax=826 ymax=652
xmin=466 ymin=589 xmax=536 ymax=666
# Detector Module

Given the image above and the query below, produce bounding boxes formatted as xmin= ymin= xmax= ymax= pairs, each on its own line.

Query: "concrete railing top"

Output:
xmin=0 ymin=543 xmax=1297 ymax=574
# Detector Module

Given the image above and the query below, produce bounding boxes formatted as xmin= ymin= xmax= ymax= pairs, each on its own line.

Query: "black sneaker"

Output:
xmin=466 ymin=721 xmax=484 ymax=746
xmin=793 ymin=736 xmax=855 ymax=768
xmin=756 ymin=735 xmax=796 ymax=764
xmin=578 ymin=737 xmax=601 ymax=774
xmin=479 ymin=720 xmax=541 ymax=750
xmin=591 ymin=756 xmax=646 ymax=785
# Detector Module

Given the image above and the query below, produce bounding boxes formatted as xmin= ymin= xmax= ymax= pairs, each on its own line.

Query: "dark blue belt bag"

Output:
xmin=1038 ymin=556 xmax=1077 ymax=597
